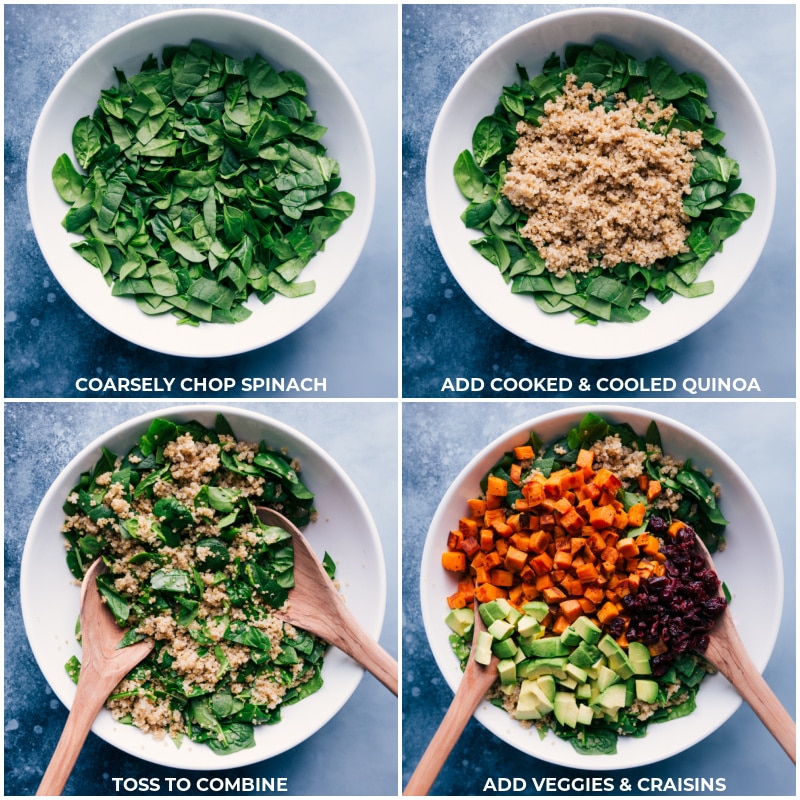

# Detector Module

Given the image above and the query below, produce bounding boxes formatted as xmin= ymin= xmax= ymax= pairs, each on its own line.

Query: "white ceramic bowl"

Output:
xmin=426 ymin=8 xmax=775 ymax=359
xmin=21 ymin=405 xmax=386 ymax=769
xmin=419 ymin=405 xmax=782 ymax=769
xmin=27 ymin=9 xmax=375 ymax=358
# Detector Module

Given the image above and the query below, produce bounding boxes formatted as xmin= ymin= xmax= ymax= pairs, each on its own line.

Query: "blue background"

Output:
xmin=402 ymin=3 xmax=796 ymax=399
xmin=4 ymin=4 xmax=398 ymax=399
xmin=401 ymin=400 xmax=796 ymax=795
xmin=4 ymin=401 xmax=398 ymax=796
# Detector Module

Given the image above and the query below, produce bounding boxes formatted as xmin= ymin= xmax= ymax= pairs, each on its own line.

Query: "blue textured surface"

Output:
xmin=401 ymin=400 xmax=795 ymax=795
xmin=5 ymin=401 xmax=398 ymax=796
xmin=4 ymin=4 xmax=398 ymax=399
xmin=402 ymin=3 xmax=796 ymax=399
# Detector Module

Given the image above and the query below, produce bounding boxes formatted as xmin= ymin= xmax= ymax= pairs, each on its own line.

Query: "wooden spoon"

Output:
xmin=693 ymin=533 xmax=795 ymax=762
xmin=403 ymin=600 xmax=498 ymax=796
xmin=255 ymin=506 xmax=397 ymax=695
xmin=37 ymin=559 xmax=154 ymax=796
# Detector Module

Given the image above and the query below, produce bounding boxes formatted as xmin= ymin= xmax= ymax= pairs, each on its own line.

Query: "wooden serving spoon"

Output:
xmin=403 ymin=600 xmax=498 ymax=796
xmin=693 ymin=534 xmax=795 ymax=762
xmin=255 ymin=506 xmax=398 ymax=696
xmin=37 ymin=559 xmax=154 ymax=796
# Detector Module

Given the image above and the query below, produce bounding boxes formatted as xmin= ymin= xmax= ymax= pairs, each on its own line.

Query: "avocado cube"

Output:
xmin=445 ymin=607 xmax=474 ymax=637
xmin=575 ymin=682 xmax=593 ymax=701
xmin=598 ymin=634 xmax=624 ymax=659
xmin=505 ymin=606 xmax=522 ymax=627
xmin=515 ymin=689 xmax=543 ymax=720
xmin=627 ymin=641 xmax=652 ymax=675
xmin=525 ymin=657 xmax=568 ymax=679
xmin=535 ymin=674 xmax=557 ymax=702
xmin=496 ymin=658 xmax=517 ymax=685
xmin=516 ymin=615 xmax=542 ymax=640
xmin=474 ymin=630 xmax=494 ymax=665
xmin=568 ymin=640 xmax=601 ymax=669
xmin=525 ymin=636 xmax=569 ymax=658
xmin=553 ymin=692 xmax=579 ymax=728
xmin=479 ymin=599 xmax=511 ymax=627
xmin=522 ymin=600 xmax=550 ymax=622
xmin=560 ymin=625 xmax=583 ymax=647
xmin=565 ymin=663 xmax=588 ymax=684
xmin=487 ymin=618 xmax=515 ymax=641
xmin=557 ymin=676 xmax=578 ymax=691
xmin=576 ymin=703 xmax=594 ymax=726
xmin=635 ymin=679 xmax=659 ymax=703
xmin=608 ymin=650 xmax=635 ymax=680
xmin=596 ymin=682 xmax=628 ymax=712
xmin=492 ymin=637 xmax=518 ymax=660
xmin=572 ymin=616 xmax=603 ymax=644
xmin=595 ymin=664 xmax=620 ymax=692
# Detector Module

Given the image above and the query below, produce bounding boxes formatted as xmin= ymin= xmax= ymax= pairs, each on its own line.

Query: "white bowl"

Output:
xmin=21 ymin=405 xmax=386 ymax=770
xmin=419 ymin=405 xmax=782 ymax=769
xmin=27 ymin=9 xmax=375 ymax=358
xmin=426 ymin=8 xmax=775 ymax=359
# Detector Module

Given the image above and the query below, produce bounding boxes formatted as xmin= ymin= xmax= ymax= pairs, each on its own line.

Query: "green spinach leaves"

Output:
xmin=52 ymin=40 xmax=355 ymax=326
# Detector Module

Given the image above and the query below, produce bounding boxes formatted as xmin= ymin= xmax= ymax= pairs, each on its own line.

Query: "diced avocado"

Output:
xmin=553 ymin=692 xmax=579 ymax=728
xmin=535 ymin=674 xmax=557 ymax=702
xmin=517 ymin=615 xmax=542 ymax=640
xmin=608 ymin=650 xmax=635 ymax=680
xmin=572 ymin=615 xmax=602 ymax=644
xmin=595 ymin=664 xmax=620 ymax=692
xmin=474 ymin=630 xmax=494 ymax=665
xmin=522 ymin=657 xmax=568 ymax=679
xmin=635 ymin=679 xmax=659 ymax=703
xmin=560 ymin=625 xmax=583 ymax=646
xmin=479 ymin=599 xmax=511 ymax=627
xmin=565 ymin=663 xmax=588 ymax=684
xmin=596 ymin=682 xmax=628 ymax=712
xmin=515 ymin=689 xmax=543 ymax=720
xmin=598 ymin=634 xmax=624 ymax=659
xmin=557 ymin=676 xmax=578 ymax=691
xmin=576 ymin=702 xmax=594 ymax=726
xmin=505 ymin=606 xmax=522 ymax=627
xmin=497 ymin=658 xmax=517 ymax=685
xmin=524 ymin=636 xmax=569 ymax=658
xmin=627 ymin=641 xmax=652 ymax=675
xmin=445 ymin=607 xmax=474 ymax=637
xmin=522 ymin=600 xmax=550 ymax=622
xmin=487 ymin=618 xmax=515 ymax=641
xmin=492 ymin=637 xmax=518 ymax=660
xmin=575 ymin=682 xmax=593 ymax=701
xmin=513 ymin=647 xmax=527 ymax=664
xmin=568 ymin=640 xmax=601 ymax=669
xmin=518 ymin=678 xmax=554 ymax=716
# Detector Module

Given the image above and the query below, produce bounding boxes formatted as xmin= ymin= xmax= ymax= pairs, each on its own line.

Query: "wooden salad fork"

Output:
xmin=403 ymin=600 xmax=499 ymax=796
xmin=37 ymin=559 xmax=154 ymax=796
xmin=255 ymin=506 xmax=398 ymax=695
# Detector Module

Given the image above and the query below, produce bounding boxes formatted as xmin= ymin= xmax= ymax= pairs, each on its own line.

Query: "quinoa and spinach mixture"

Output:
xmin=442 ymin=413 xmax=729 ymax=755
xmin=61 ymin=414 xmax=331 ymax=755
xmin=454 ymin=41 xmax=755 ymax=324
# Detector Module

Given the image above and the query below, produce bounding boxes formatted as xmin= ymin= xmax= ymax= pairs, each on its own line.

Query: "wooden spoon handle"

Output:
xmin=707 ymin=623 xmax=796 ymax=763
xmin=403 ymin=666 xmax=494 ymax=796
xmin=36 ymin=675 xmax=108 ymax=796
xmin=338 ymin=630 xmax=398 ymax=695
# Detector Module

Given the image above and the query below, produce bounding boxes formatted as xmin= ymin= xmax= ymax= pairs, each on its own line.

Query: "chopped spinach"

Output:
xmin=453 ymin=41 xmax=754 ymax=324
xmin=52 ymin=40 xmax=355 ymax=326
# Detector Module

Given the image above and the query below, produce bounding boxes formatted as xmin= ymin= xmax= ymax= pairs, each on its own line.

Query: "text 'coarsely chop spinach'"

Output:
xmin=52 ymin=40 xmax=355 ymax=326
xmin=61 ymin=414 xmax=333 ymax=755
xmin=454 ymin=41 xmax=755 ymax=325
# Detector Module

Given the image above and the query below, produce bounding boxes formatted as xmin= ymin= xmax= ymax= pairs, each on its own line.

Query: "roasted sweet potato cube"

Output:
xmin=646 ymin=479 xmax=662 ymax=501
xmin=441 ymin=551 xmax=466 ymax=572
xmin=589 ymin=505 xmax=616 ymax=529
xmin=504 ymin=545 xmax=529 ymax=573
xmin=475 ymin=583 xmax=508 ymax=602
xmin=487 ymin=474 xmax=508 ymax=497
xmin=513 ymin=444 xmax=535 ymax=461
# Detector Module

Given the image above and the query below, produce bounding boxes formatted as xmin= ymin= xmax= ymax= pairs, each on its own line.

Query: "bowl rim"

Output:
xmin=20 ymin=403 xmax=387 ymax=769
xmin=419 ymin=403 xmax=784 ymax=769
xmin=26 ymin=7 xmax=376 ymax=358
xmin=426 ymin=5 xmax=777 ymax=359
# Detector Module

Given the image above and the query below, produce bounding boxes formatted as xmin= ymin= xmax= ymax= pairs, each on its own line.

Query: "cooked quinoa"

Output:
xmin=502 ymin=74 xmax=703 ymax=276
xmin=61 ymin=417 xmax=326 ymax=754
